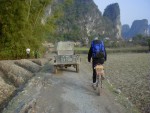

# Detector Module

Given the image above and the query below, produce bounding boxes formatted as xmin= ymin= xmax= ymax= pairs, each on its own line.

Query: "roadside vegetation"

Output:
xmin=0 ymin=0 xmax=64 ymax=60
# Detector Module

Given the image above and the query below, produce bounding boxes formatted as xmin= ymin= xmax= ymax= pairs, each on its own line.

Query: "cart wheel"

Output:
xmin=54 ymin=66 xmax=58 ymax=74
xmin=76 ymin=64 xmax=79 ymax=73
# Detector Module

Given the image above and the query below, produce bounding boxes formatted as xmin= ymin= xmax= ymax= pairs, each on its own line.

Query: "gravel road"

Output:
xmin=2 ymin=54 xmax=127 ymax=113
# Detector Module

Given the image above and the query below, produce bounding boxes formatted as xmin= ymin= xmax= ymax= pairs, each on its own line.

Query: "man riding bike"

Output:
xmin=88 ymin=37 xmax=107 ymax=88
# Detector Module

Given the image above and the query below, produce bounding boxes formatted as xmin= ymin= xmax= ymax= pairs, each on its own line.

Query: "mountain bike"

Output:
xmin=94 ymin=64 xmax=104 ymax=96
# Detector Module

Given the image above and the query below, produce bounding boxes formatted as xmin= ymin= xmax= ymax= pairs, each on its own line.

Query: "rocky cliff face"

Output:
xmin=103 ymin=3 xmax=122 ymax=39
xmin=130 ymin=19 xmax=149 ymax=37
xmin=49 ymin=0 xmax=122 ymax=41
xmin=122 ymin=19 xmax=150 ymax=39
xmin=121 ymin=24 xmax=130 ymax=39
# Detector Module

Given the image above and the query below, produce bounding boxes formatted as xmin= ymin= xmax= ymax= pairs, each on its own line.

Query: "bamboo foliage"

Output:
xmin=0 ymin=0 xmax=57 ymax=59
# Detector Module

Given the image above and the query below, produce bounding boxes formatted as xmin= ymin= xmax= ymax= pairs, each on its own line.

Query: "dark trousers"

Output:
xmin=92 ymin=63 xmax=96 ymax=83
xmin=92 ymin=58 xmax=104 ymax=83
xmin=27 ymin=53 xmax=30 ymax=58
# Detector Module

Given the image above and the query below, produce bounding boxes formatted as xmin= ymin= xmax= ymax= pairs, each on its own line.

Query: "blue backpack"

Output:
xmin=91 ymin=40 xmax=105 ymax=58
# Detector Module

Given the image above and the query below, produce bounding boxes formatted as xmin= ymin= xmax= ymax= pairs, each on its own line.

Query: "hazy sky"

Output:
xmin=93 ymin=0 xmax=150 ymax=26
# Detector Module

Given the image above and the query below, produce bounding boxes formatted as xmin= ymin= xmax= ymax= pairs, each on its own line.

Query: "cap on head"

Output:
xmin=94 ymin=37 xmax=98 ymax=40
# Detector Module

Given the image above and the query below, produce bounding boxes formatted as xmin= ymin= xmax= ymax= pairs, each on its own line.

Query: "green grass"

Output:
xmin=74 ymin=46 xmax=149 ymax=54
xmin=106 ymin=46 xmax=149 ymax=53
xmin=74 ymin=47 xmax=89 ymax=51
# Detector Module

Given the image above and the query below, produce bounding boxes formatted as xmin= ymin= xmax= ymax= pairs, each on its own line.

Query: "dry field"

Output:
xmin=104 ymin=53 xmax=150 ymax=113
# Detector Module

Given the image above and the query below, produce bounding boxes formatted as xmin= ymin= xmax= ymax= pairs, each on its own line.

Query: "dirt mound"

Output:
xmin=0 ymin=72 xmax=15 ymax=111
xmin=15 ymin=59 xmax=41 ymax=73
xmin=30 ymin=58 xmax=50 ymax=66
xmin=0 ymin=58 xmax=47 ymax=112
xmin=0 ymin=61 xmax=33 ymax=87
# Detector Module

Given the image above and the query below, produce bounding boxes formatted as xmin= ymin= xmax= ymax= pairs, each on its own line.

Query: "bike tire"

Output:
xmin=97 ymin=76 xmax=102 ymax=96
xmin=97 ymin=85 xmax=100 ymax=96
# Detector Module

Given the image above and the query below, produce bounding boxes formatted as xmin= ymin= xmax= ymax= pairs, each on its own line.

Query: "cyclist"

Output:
xmin=88 ymin=37 xmax=107 ymax=88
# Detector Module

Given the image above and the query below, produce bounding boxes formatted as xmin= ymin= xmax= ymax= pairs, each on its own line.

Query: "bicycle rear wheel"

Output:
xmin=97 ymin=75 xmax=102 ymax=96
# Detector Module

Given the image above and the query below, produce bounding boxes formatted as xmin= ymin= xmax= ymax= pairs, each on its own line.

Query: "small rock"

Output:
xmin=113 ymin=88 xmax=121 ymax=94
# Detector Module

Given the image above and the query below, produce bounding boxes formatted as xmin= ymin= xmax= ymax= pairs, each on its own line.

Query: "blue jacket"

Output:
xmin=88 ymin=40 xmax=107 ymax=64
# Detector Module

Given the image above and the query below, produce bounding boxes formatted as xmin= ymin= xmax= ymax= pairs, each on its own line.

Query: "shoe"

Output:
xmin=101 ymin=75 xmax=105 ymax=80
xmin=92 ymin=82 xmax=96 ymax=90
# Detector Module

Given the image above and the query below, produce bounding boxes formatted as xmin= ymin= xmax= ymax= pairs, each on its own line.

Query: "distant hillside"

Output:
xmin=121 ymin=24 xmax=130 ymax=39
xmin=49 ymin=0 xmax=122 ymax=42
xmin=122 ymin=19 xmax=150 ymax=39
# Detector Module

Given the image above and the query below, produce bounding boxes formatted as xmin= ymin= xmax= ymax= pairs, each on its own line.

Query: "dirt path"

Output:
xmin=2 ymin=55 xmax=127 ymax=113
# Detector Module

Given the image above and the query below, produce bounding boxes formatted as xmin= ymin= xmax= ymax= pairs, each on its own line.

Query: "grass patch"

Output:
xmin=74 ymin=46 xmax=149 ymax=54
